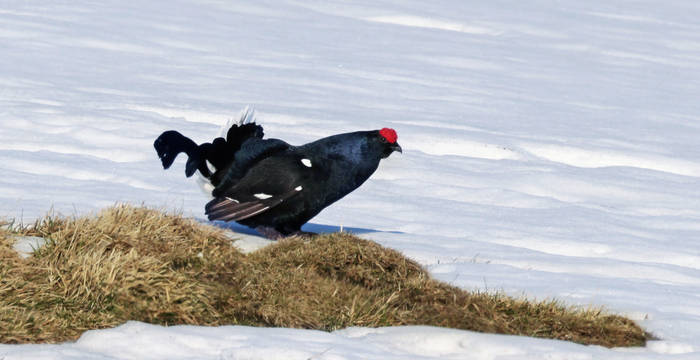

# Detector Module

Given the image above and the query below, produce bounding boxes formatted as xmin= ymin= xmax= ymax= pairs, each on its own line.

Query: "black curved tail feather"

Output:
xmin=153 ymin=131 xmax=196 ymax=174
xmin=227 ymin=122 xmax=264 ymax=152
xmin=154 ymin=121 xmax=270 ymax=181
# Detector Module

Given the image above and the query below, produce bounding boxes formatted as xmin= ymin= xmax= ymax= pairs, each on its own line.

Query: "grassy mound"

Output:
xmin=0 ymin=205 xmax=649 ymax=347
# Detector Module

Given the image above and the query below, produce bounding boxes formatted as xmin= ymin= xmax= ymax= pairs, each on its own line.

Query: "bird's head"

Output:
xmin=377 ymin=128 xmax=402 ymax=158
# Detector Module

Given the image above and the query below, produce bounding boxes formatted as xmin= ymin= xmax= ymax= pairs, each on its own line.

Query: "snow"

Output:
xmin=0 ymin=322 xmax=630 ymax=360
xmin=11 ymin=236 xmax=47 ymax=259
xmin=2 ymin=0 xmax=700 ymax=358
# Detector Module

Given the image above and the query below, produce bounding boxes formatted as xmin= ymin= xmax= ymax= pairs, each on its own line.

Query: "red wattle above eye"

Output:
xmin=380 ymin=128 xmax=397 ymax=144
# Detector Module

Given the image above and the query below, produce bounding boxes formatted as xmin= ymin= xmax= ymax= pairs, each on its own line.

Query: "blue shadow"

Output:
xmin=301 ymin=223 xmax=402 ymax=235
xmin=199 ymin=219 xmax=402 ymax=237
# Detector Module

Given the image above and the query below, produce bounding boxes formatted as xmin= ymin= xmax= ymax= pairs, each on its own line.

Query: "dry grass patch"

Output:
xmin=0 ymin=205 xmax=650 ymax=347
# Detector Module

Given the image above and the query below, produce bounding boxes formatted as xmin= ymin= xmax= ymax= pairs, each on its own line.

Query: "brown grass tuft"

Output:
xmin=0 ymin=205 xmax=650 ymax=347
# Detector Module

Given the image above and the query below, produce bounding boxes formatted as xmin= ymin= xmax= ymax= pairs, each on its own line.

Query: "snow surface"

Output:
xmin=2 ymin=0 xmax=700 ymax=358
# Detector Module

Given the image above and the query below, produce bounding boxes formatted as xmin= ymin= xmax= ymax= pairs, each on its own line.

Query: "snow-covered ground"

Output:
xmin=3 ymin=0 xmax=700 ymax=358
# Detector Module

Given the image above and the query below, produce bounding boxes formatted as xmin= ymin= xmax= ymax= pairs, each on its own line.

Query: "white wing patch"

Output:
xmin=225 ymin=197 xmax=240 ymax=203
xmin=295 ymin=186 xmax=303 ymax=191
xmin=254 ymin=193 xmax=273 ymax=199
xmin=301 ymin=158 xmax=312 ymax=167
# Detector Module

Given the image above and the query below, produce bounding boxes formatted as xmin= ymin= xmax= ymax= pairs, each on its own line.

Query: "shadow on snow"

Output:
xmin=197 ymin=218 xmax=402 ymax=238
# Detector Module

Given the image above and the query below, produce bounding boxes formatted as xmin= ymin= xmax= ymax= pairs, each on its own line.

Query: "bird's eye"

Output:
xmin=380 ymin=136 xmax=388 ymax=143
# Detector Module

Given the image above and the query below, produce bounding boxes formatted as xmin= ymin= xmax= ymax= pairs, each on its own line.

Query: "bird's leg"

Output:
xmin=255 ymin=226 xmax=286 ymax=240
xmin=255 ymin=226 xmax=317 ymax=240
xmin=289 ymin=230 xmax=317 ymax=238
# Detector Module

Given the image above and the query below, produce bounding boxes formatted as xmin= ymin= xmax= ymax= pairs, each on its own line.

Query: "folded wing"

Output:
xmin=205 ymin=188 xmax=301 ymax=221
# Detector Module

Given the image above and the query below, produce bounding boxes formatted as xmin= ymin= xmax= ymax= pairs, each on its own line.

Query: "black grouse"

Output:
xmin=153 ymin=111 xmax=402 ymax=239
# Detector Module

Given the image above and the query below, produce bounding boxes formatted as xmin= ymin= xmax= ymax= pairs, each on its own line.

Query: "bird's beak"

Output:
xmin=392 ymin=143 xmax=402 ymax=154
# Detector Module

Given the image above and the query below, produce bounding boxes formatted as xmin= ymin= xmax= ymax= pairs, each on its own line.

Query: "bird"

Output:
xmin=153 ymin=109 xmax=402 ymax=239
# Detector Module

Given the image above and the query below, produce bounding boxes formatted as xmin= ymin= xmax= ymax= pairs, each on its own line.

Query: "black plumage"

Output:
xmin=154 ymin=118 xmax=401 ymax=239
